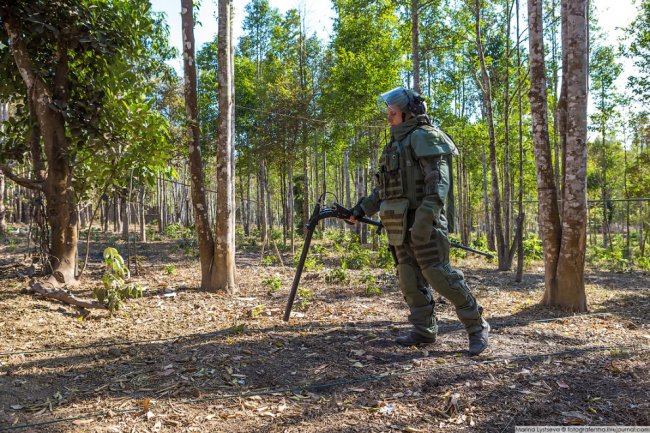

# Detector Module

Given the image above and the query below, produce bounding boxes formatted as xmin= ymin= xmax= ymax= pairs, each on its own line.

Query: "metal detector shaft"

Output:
xmin=283 ymin=201 xmax=320 ymax=322
xmin=449 ymin=241 xmax=494 ymax=259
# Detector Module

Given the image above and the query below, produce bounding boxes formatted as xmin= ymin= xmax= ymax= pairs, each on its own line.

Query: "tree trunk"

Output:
xmin=182 ymin=0 xmax=217 ymax=289
xmin=139 ymin=187 xmax=146 ymax=243
xmin=475 ymin=0 xmax=506 ymax=269
xmin=411 ymin=0 xmax=420 ymax=93
xmin=288 ymin=158 xmax=295 ymax=253
xmin=528 ymin=0 xmax=587 ymax=311
xmin=121 ymin=189 xmax=129 ymax=240
xmin=0 ymin=174 xmax=5 ymax=235
xmin=528 ymin=0 xmax=562 ymax=299
xmin=213 ymin=0 xmax=236 ymax=292
xmin=553 ymin=0 xmax=588 ymax=311
xmin=515 ymin=0 xmax=525 ymax=283
xmin=245 ymin=172 xmax=251 ymax=236
xmin=259 ymin=160 xmax=269 ymax=245
xmin=4 ymin=14 xmax=78 ymax=284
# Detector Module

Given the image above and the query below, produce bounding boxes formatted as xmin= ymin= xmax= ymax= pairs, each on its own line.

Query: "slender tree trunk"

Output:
xmin=302 ymin=140 xmax=309 ymax=236
xmin=213 ymin=0 xmax=236 ymax=292
xmin=411 ymin=0 xmax=420 ymax=92
xmin=481 ymin=140 xmax=493 ymax=248
xmin=288 ymin=158 xmax=295 ymax=254
xmin=515 ymin=0 xmax=525 ymax=282
xmin=529 ymin=0 xmax=562 ymax=300
xmin=139 ymin=187 xmax=146 ymax=243
xmin=504 ymin=0 xmax=513 ymax=266
xmin=259 ymin=160 xmax=268 ymax=245
xmin=475 ymin=0 xmax=506 ymax=269
xmin=0 ymin=174 xmax=5 ymax=235
xmin=182 ymin=0 xmax=216 ymax=289
xmin=245 ymin=172 xmax=251 ymax=236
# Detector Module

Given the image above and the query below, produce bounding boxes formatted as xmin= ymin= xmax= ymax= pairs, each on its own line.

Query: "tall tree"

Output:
xmin=528 ymin=0 xmax=588 ymax=311
xmin=590 ymin=45 xmax=623 ymax=248
xmin=473 ymin=0 xmax=507 ymax=269
xmin=0 ymin=0 xmax=173 ymax=284
xmin=215 ymin=0 xmax=236 ymax=292
xmin=182 ymin=0 xmax=215 ymax=289
xmin=411 ymin=0 xmax=420 ymax=93
xmin=182 ymin=0 xmax=236 ymax=293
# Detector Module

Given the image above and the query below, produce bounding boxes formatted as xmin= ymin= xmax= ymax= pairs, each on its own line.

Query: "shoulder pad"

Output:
xmin=410 ymin=126 xmax=459 ymax=157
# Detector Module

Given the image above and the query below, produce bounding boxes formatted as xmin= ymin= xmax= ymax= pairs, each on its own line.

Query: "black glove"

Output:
xmin=351 ymin=204 xmax=365 ymax=219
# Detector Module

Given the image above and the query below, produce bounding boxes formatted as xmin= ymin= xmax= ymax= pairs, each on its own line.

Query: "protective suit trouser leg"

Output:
xmin=394 ymin=242 xmax=437 ymax=339
xmin=411 ymin=228 xmax=487 ymax=335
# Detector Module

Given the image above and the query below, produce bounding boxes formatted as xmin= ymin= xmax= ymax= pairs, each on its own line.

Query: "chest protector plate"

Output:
xmin=377 ymin=133 xmax=425 ymax=207
xmin=377 ymin=132 xmax=425 ymax=245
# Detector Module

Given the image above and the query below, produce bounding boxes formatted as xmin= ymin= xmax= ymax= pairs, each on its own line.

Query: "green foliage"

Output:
xmin=325 ymin=260 xmax=349 ymax=284
xmin=375 ymin=245 xmax=395 ymax=269
xmin=448 ymin=234 xmax=468 ymax=260
xmin=360 ymin=271 xmax=381 ymax=297
xmin=343 ymin=242 xmax=371 ymax=270
xmin=250 ymin=305 xmax=266 ymax=318
xmin=295 ymin=287 xmax=314 ymax=311
xmin=163 ymin=265 xmax=176 ymax=275
xmin=523 ymin=234 xmax=544 ymax=262
xmin=292 ymin=253 xmax=323 ymax=271
xmin=94 ymin=247 xmax=144 ymax=313
xmin=262 ymin=274 xmax=283 ymax=294
xmin=261 ymin=254 xmax=278 ymax=266
xmin=587 ymin=245 xmax=632 ymax=272
xmin=164 ymin=223 xmax=193 ymax=239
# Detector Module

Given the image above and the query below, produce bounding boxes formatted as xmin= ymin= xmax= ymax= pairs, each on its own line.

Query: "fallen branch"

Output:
xmin=27 ymin=282 xmax=107 ymax=310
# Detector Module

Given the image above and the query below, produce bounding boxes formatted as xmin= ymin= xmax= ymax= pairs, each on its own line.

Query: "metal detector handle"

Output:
xmin=283 ymin=201 xmax=321 ymax=322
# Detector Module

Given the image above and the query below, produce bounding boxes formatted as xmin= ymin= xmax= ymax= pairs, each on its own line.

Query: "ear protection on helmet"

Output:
xmin=403 ymin=89 xmax=427 ymax=116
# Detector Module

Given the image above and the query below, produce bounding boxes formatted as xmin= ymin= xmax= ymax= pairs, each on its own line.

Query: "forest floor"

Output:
xmin=0 ymin=227 xmax=649 ymax=433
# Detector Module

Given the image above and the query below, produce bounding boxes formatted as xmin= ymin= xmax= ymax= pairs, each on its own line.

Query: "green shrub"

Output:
xmin=163 ymin=264 xmax=176 ymax=275
xmin=295 ymin=287 xmax=314 ymax=311
xmin=292 ymin=253 xmax=323 ymax=271
xmin=360 ymin=271 xmax=381 ymax=296
xmin=523 ymin=234 xmax=544 ymax=261
xmin=325 ymin=260 xmax=349 ymax=284
xmin=262 ymin=275 xmax=283 ymax=294
xmin=94 ymin=247 xmax=145 ymax=313
xmin=164 ymin=223 xmax=193 ymax=239
xmin=344 ymin=243 xmax=371 ymax=269
xmin=376 ymin=245 xmax=395 ymax=269
xmin=261 ymin=254 xmax=278 ymax=266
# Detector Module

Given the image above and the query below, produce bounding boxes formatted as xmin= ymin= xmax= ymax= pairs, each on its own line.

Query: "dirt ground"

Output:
xmin=0 ymin=229 xmax=649 ymax=433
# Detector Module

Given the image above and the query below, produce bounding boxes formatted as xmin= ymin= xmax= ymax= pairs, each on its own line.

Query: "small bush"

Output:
xmin=292 ymin=254 xmax=323 ymax=271
xmin=163 ymin=265 xmax=176 ymax=275
xmin=262 ymin=275 xmax=283 ymax=294
xmin=95 ymin=247 xmax=145 ymax=313
xmin=295 ymin=287 xmax=314 ymax=311
xmin=523 ymin=234 xmax=544 ymax=261
xmin=376 ymin=245 xmax=395 ymax=269
xmin=360 ymin=271 xmax=381 ymax=296
xmin=261 ymin=254 xmax=278 ymax=266
xmin=344 ymin=243 xmax=371 ymax=269
xmin=325 ymin=261 xmax=349 ymax=284
xmin=164 ymin=223 xmax=193 ymax=239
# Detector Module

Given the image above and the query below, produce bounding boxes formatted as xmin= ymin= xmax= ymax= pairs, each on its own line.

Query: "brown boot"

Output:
xmin=395 ymin=331 xmax=436 ymax=347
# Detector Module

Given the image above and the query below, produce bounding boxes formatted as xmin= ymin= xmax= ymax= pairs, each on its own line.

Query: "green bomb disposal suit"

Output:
xmin=359 ymin=113 xmax=488 ymax=342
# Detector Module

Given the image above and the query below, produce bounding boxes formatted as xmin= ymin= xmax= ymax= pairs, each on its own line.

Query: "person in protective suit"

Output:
xmin=348 ymin=86 xmax=490 ymax=356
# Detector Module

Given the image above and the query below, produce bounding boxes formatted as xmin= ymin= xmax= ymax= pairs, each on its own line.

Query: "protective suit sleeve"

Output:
xmin=410 ymin=156 xmax=449 ymax=244
xmin=358 ymin=187 xmax=381 ymax=217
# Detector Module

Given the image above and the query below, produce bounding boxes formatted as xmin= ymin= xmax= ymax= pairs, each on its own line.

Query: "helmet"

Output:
xmin=377 ymin=86 xmax=427 ymax=116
